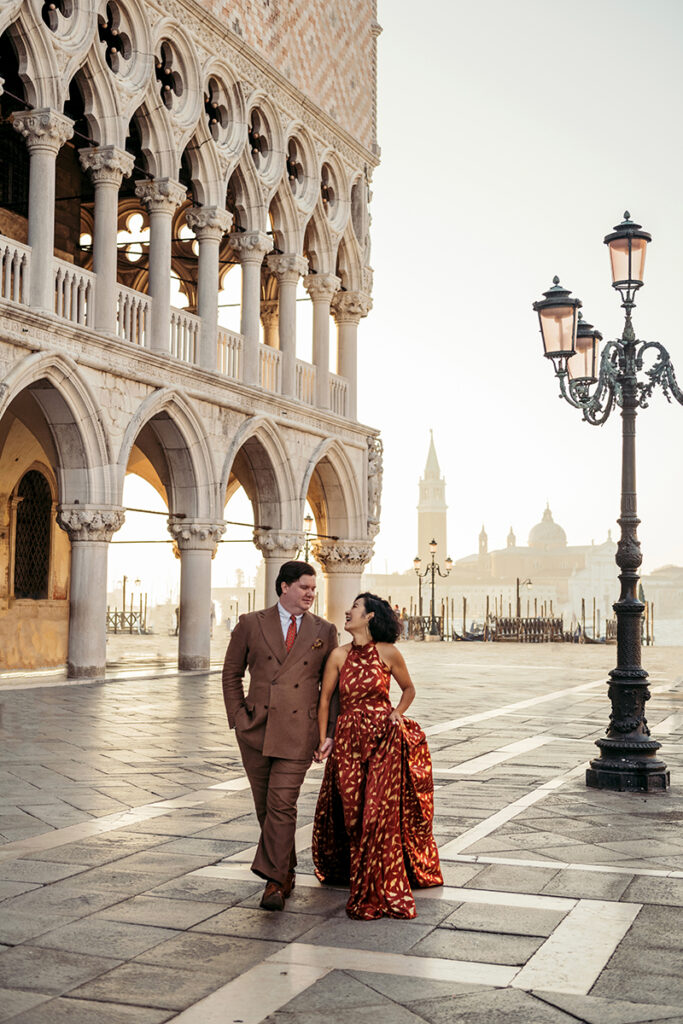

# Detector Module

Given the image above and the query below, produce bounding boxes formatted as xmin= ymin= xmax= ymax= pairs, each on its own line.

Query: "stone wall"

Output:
xmin=205 ymin=0 xmax=379 ymax=152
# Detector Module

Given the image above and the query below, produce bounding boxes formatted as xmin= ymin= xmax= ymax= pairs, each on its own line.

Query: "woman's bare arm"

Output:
xmin=377 ymin=644 xmax=416 ymax=721
xmin=315 ymin=646 xmax=345 ymax=758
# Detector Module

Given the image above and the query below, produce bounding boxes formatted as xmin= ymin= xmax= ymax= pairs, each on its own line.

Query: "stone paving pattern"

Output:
xmin=0 ymin=641 xmax=682 ymax=1022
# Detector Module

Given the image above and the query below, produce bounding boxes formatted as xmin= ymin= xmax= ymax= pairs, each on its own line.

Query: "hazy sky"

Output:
xmin=109 ymin=0 xmax=683 ymax=598
xmin=363 ymin=0 xmax=683 ymax=575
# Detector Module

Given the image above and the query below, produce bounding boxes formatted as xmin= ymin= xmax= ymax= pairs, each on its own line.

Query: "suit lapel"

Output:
xmin=284 ymin=611 xmax=317 ymax=670
xmin=259 ymin=605 xmax=287 ymax=663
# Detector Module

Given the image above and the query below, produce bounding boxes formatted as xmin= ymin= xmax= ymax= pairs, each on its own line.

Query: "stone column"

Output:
xmin=57 ymin=505 xmax=125 ymax=678
xmin=12 ymin=109 xmax=74 ymax=312
xmin=229 ymin=231 xmax=271 ymax=385
xmin=260 ymin=300 xmax=279 ymax=349
xmin=331 ymin=291 xmax=372 ymax=421
xmin=312 ymin=539 xmax=374 ymax=638
xmin=186 ymin=206 xmax=232 ymax=371
xmin=79 ymin=146 xmax=134 ymax=334
xmin=135 ymin=178 xmax=186 ymax=353
xmin=169 ymin=520 xmax=225 ymax=671
xmin=304 ymin=273 xmax=341 ymax=410
xmin=267 ymin=254 xmax=309 ymax=398
xmin=254 ymin=528 xmax=303 ymax=607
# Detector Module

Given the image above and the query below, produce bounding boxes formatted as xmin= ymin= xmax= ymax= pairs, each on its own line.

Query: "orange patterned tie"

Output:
xmin=285 ymin=614 xmax=297 ymax=653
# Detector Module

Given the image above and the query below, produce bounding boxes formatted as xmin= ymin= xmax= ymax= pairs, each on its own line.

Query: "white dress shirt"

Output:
xmin=277 ymin=602 xmax=303 ymax=643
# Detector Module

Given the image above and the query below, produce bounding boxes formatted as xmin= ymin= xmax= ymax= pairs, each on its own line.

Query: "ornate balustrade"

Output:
xmin=296 ymin=359 xmax=316 ymax=405
xmin=329 ymin=372 xmax=348 ymax=417
xmin=53 ymin=258 xmax=95 ymax=327
xmin=116 ymin=284 xmax=150 ymax=346
xmin=217 ymin=327 xmax=242 ymax=379
xmin=169 ymin=307 xmax=199 ymax=363
xmin=0 ymin=238 xmax=30 ymax=304
xmin=259 ymin=344 xmax=282 ymax=393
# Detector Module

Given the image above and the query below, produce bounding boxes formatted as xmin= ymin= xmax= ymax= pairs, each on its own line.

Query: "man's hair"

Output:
xmin=275 ymin=560 xmax=316 ymax=596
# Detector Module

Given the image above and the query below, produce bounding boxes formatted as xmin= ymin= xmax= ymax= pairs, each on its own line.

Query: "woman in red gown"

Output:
xmin=312 ymin=593 xmax=442 ymax=920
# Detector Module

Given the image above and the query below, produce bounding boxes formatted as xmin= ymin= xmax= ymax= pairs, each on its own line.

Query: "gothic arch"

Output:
xmin=228 ymin=156 xmax=268 ymax=233
xmin=336 ymin=229 xmax=364 ymax=292
xmin=116 ymin=388 xmax=217 ymax=519
xmin=2 ymin=9 xmax=62 ymax=109
xmin=220 ymin=416 xmax=297 ymax=533
xmin=303 ymin=206 xmax=338 ymax=275
xmin=301 ymin=438 xmax=364 ymax=540
xmin=0 ymin=351 xmax=113 ymax=505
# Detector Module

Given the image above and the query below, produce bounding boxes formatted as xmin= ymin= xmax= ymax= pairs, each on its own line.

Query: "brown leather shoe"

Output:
xmin=260 ymin=880 xmax=285 ymax=911
xmin=283 ymin=870 xmax=296 ymax=899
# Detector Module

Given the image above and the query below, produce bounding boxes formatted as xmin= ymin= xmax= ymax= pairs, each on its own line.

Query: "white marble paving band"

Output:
xmin=511 ymin=899 xmax=641 ymax=994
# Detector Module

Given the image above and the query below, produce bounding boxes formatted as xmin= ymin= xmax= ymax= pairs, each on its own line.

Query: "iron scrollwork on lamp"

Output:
xmin=533 ymin=212 xmax=682 ymax=792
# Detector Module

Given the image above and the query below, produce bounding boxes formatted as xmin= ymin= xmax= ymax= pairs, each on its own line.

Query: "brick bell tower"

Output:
xmin=417 ymin=431 xmax=448 ymax=566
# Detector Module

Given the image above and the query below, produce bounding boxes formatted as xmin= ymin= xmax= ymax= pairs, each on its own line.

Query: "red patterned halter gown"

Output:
xmin=312 ymin=641 xmax=442 ymax=919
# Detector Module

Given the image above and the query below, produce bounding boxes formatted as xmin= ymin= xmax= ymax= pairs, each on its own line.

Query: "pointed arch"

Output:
xmin=0 ymin=351 xmax=113 ymax=504
xmin=228 ymin=155 xmax=267 ymax=233
xmin=2 ymin=9 xmax=62 ymax=109
xmin=220 ymin=416 xmax=297 ymax=532
xmin=301 ymin=438 xmax=364 ymax=540
xmin=304 ymin=206 xmax=339 ymax=275
xmin=116 ymin=388 xmax=217 ymax=519
xmin=336 ymin=229 xmax=364 ymax=292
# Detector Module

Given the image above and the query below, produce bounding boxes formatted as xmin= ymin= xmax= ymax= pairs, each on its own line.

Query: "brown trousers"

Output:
xmin=237 ymin=735 xmax=311 ymax=885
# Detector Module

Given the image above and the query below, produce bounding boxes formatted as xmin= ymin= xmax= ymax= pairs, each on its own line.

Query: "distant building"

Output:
xmin=417 ymin=431 xmax=448 ymax=566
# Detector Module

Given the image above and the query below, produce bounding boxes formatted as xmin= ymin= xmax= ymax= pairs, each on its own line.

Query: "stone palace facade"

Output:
xmin=0 ymin=0 xmax=381 ymax=674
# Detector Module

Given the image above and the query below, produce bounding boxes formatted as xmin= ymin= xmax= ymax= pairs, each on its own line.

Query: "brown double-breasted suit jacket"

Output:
xmin=222 ymin=604 xmax=338 ymax=760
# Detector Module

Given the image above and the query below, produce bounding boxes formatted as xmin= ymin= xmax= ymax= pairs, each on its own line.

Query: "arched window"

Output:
xmin=14 ymin=471 xmax=52 ymax=600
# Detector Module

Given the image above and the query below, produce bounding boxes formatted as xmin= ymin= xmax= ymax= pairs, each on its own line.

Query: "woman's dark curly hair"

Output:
xmin=356 ymin=592 xmax=401 ymax=644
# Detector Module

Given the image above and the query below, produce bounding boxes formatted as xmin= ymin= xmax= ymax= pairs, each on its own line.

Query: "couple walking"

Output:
xmin=222 ymin=560 xmax=442 ymax=919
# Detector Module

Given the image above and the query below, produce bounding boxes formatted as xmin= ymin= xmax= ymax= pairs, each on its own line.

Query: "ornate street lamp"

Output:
xmin=533 ymin=211 xmax=679 ymax=792
xmin=303 ymin=513 xmax=314 ymax=563
xmin=414 ymin=539 xmax=453 ymax=638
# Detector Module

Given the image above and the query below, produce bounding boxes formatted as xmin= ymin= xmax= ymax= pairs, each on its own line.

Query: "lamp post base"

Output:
xmin=586 ymin=763 xmax=670 ymax=792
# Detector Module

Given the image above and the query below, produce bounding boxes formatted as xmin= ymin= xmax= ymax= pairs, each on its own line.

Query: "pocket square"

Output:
xmin=312 ymin=639 xmax=323 ymax=649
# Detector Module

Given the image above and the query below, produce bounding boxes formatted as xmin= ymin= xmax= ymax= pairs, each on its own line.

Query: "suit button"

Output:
xmin=264 ymin=705 xmax=268 ymax=709
xmin=292 ymin=710 xmax=297 ymax=714
xmin=294 ymin=683 xmax=299 ymax=688
xmin=303 ymin=661 xmax=308 ymax=665
xmin=268 ymin=655 xmax=272 ymax=660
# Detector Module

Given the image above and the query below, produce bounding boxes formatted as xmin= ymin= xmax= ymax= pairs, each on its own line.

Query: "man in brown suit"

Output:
xmin=222 ymin=560 xmax=338 ymax=911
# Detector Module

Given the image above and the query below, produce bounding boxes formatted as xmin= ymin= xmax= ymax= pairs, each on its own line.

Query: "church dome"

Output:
xmin=528 ymin=505 xmax=567 ymax=549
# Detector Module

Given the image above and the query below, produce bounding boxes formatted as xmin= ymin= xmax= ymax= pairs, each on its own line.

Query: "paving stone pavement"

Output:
xmin=0 ymin=641 xmax=683 ymax=1023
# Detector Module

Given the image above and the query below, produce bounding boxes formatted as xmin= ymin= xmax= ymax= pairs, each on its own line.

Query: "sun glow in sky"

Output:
xmin=111 ymin=0 xmax=683 ymax=596
xmin=363 ymin=0 xmax=683 ymax=575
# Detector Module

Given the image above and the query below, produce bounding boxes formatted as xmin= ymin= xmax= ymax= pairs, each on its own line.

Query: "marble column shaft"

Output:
xmin=135 ymin=178 xmax=187 ymax=353
xmin=57 ymin=505 xmax=125 ymax=678
xmin=331 ymin=291 xmax=372 ymax=421
xmin=186 ymin=207 xmax=232 ymax=371
xmin=169 ymin=520 xmax=225 ymax=671
xmin=229 ymin=232 xmax=271 ymax=386
xmin=304 ymin=273 xmax=340 ymax=410
xmin=267 ymin=254 xmax=308 ymax=399
xmin=12 ymin=109 xmax=74 ymax=312
xmin=79 ymin=146 xmax=135 ymax=333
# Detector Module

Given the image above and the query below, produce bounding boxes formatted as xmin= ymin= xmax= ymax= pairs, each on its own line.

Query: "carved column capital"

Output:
xmin=12 ymin=108 xmax=74 ymax=154
xmin=79 ymin=145 xmax=134 ymax=187
xmin=267 ymin=253 xmax=308 ymax=284
xmin=135 ymin=178 xmax=187 ymax=215
xmin=312 ymin=539 xmax=374 ymax=573
xmin=168 ymin=519 xmax=226 ymax=552
xmin=260 ymin=299 xmax=279 ymax=330
xmin=57 ymin=505 xmax=125 ymax=543
xmin=229 ymin=231 xmax=271 ymax=264
xmin=186 ymin=206 xmax=233 ymax=241
xmin=332 ymin=290 xmax=373 ymax=324
xmin=304 ymin=273 xmax=341 ymax=304
xmin=253 ymin=528 xmax=303 ymax=559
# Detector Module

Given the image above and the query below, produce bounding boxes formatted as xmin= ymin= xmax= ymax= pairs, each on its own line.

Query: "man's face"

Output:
xmin=280 ymin=574 xmax=317 ymax=615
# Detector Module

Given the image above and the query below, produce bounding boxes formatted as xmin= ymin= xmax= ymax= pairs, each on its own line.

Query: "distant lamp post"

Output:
xmin=533 ymin=211 xmax=681 ymax=793
xmin=516 ymin=577 xmax=532 ymax=618
xmin=303 ymin=513 xmax=314 ymax=563
xmin=414 ymin=539 xmax=453 ymax=637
